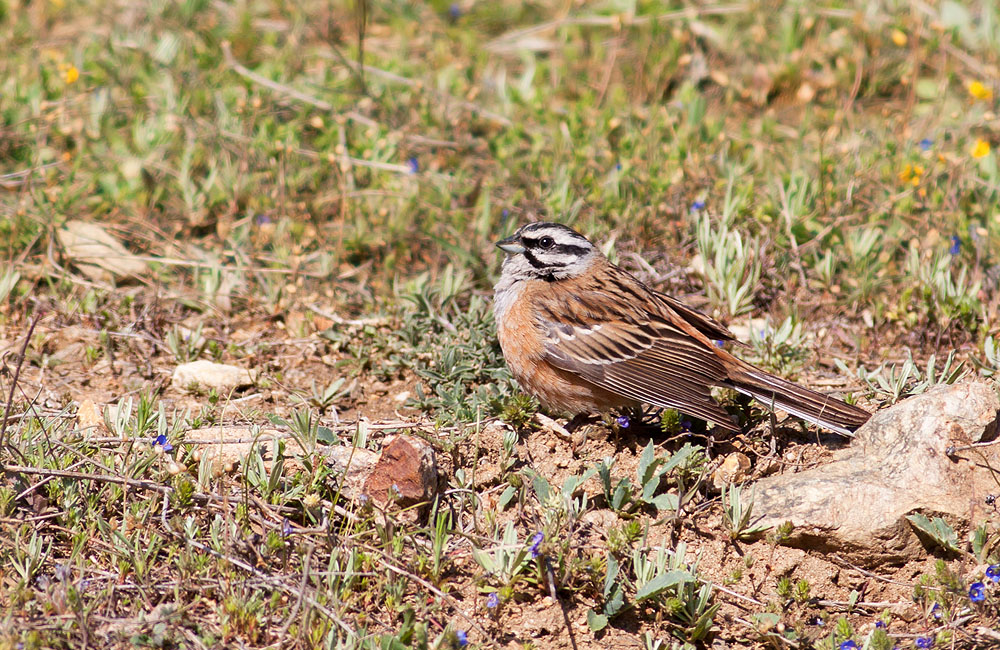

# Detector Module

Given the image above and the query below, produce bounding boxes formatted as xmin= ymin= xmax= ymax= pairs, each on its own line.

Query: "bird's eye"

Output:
xmin=538 ymin=236 xmax=555 ymax=250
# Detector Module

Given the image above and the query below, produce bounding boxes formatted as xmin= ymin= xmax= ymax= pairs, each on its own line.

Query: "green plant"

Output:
xmin=267 ymin=409 xmax=335 ymax=455
xmin=839 ymin=350 xmax=968 ymax=404
xmin=907 ymin=514 xmax=961 ymax=554
xmin=721 ymin=484 xmax=771 ymax=541
xmin=166 ymin=323 xmax=208 ymax=362
xmin=596 ymin=442 xmax=707 ymax=515
xmin=694 ymin=178 xmax=763 ymax=317
xmin=586 ymin=555 xmax=625 ymax=632
xmin=633 ymin=542 xmax=719 ymax=642
xmin=747 ymin=314 xmax=809 ymax=376
xmin=471 ymin=521 xmax=531 ymax=588
xmin=293 ymin=377 xmax=352 ymax=414
xmin=973 ymin=335 xmax=1000 ymax=377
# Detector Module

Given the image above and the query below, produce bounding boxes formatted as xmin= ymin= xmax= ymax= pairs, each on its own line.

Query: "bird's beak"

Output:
xmin=495 ymin=235 xmax=525 ymax=255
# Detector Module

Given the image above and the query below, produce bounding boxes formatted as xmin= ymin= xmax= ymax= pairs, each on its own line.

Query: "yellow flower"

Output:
xmin=971 ymin=138 xmax=991 ymax=159
xmin=898 ymin=163 xmax=924 ymax=186
xmin=891 ymin=29 xmax=907 ymax=47
xmin=64 ymin=65 xmax=79 ymax=84
xmin=968 ymin=80 xmax=992 ymax=101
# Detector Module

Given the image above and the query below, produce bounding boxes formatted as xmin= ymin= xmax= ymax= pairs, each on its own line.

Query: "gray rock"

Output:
xmin=754 ymin=380 xmax=1000 ymax=565
xmin=172 ymin=360 xmax=254 ymax=392
xmin=322 ymin=445 xmax=380 ymax=499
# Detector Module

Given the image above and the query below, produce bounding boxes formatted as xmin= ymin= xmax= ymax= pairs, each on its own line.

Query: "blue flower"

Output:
xmin=282 ymin=518 xmax=292 ymax=537
xmin=153 ymin=434 xmax=173 ymax=452
xmin=456 ymin=630 xmax=468 ymax=647
xmin=448 ymin=3 xmax=461 ymax=19
xmin=486 ymin=592 xmax=500 ymax=609
xmin=969 ymin=581 xmax=986 ymax=602
xmin=930 ymin=603 xmax=942 ymax=619
xmin=681 ymin=420 xmax=692 ymax=432
xmin=407 ymin=157 xmax=419 ymax=174
xmin=839 ymin=641 xmax=858 ymax=650
xmin=713 ymin=339 xmax=725 ymax=348
xmin=919 ymin=138 xmax=933 ymax=151
xmin=986 ymin=564 xmax=1000 ymax=582
xmin=690 ymin=200 xmax=706 ymax=212
xmin=529 ymin=531 xmax=544 ymax=558
xmin=916 ymin=637 xmax=933 ymax=649
xmin=615 ymin=162 xmax=622 ymax=171
xmin=875 ymin=620 xmax=886 ymax=629
xmin=615 ymin=415 xmax=630 ymax=429
xmin=949 ymin=235 xmax=960 ymax=255
xmin=255 ymin=213 xmax=272 ymax=225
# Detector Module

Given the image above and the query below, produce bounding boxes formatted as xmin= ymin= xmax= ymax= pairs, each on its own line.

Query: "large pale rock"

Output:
xmin=172 ymin=360 xmax=254 ymax=392
xmin=754 ymin=380 xmax=1000 ymax=564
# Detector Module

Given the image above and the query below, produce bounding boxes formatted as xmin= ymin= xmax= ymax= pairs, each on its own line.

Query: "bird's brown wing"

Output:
xmin=534 ymin=268 xmax=739 ymax=430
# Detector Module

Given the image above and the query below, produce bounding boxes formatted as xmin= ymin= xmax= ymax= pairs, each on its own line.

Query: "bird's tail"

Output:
xmin=727 ymin=365 xmax=870 ymax=436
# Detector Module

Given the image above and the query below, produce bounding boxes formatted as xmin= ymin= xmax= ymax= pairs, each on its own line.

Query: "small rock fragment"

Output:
xmin=323 ymin=445 xmax=380 ymax=500
xmin=712 ymin=452 xmax=751 ymax=489
xmin=76 ymin=399 xmax=106 ymax=435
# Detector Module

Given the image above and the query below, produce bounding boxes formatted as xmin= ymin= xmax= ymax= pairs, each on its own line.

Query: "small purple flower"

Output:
xmin=681 ymin=420 xmax=692 ymax=432
xmin=282 ymin=518 xmax=292 ymax=537
xmin=839 ymin=641 xmax=858 ymax=650
xmin=713 ymin=339 xmax=725 ymax=348
xmin=615 ymin=162 xmax=622 ymax=171
xmin=153 ymin=434 xmax=173 ymax=452
xmin=255 ymin=213 xmax=272 ymax=225
xmin=916 ymin=637 xmax=933 ymax=649
xmin=407 ymin=157 xmax=419 ymax=174
xmin=919 ymin=138 xmax=933 ymax=151
xmin=969 ymin=581 xmax=986 ymax=602
xmin=875 ymin=620 xmax=886 ymax=629
xmin=456 ymin=630 xmax=468 ymax=647
xmin=986 ymin=564 xmax=1000 ymax=582
xmin=529 ymin=531 xmax=544 ymax=558
xmin=448 ymin=3 xmax=461 ymax=19
xmin=486 ymin=592 xmax=500 ymax=609
xmin=615 ymin=415 xmax=630 ymax=429
xmin=930 ymin=603 xmax=942 ymax=619
xmin=949 ymin=235 xmax=960 ymax=256
xmin=690 ymin=200 xmax=706 ymax=212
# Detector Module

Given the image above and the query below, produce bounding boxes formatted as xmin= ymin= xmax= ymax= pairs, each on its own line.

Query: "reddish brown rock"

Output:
xmin=363 ymin=435 xmax=438 ymax=507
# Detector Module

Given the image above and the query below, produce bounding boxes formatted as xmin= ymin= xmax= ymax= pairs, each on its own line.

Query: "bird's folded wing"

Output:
xmin=655 ymin=292 xmax=735 ymax=342
xmin=535 ymin=288 xmax=738 ymax=429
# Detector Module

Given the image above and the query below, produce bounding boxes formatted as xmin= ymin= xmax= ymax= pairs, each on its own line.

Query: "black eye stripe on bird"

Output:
xmin=523 ymin=235 xmax=586 ymax=251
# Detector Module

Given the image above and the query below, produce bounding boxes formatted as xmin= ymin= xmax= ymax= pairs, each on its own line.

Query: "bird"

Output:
xmin=492 ymin=221 xmax=871 ymax=435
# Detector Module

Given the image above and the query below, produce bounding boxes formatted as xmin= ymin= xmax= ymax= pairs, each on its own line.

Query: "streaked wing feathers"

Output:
xmin=537 ymin=280 xmax=740 ymax=430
